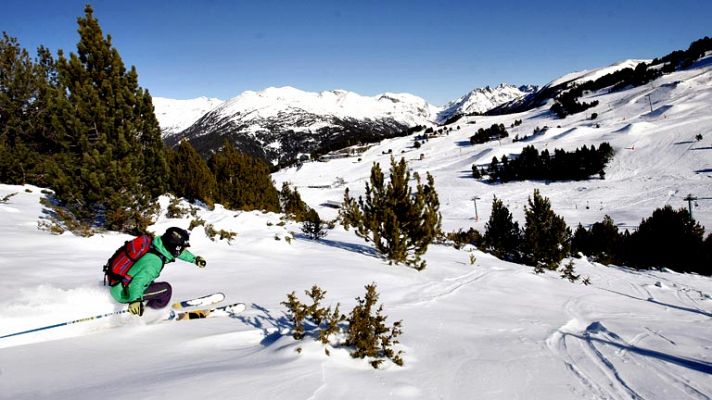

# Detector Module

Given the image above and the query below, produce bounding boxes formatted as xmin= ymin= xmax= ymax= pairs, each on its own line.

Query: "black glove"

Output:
xmin=128 ymin=300 xmax=144 ymax=316
xmin=196 ymin=256 xmax=207 ymax=268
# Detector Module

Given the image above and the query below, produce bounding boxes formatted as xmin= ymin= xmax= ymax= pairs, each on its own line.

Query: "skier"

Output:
xmin=109 ymin=227 xmax=207 ymax=316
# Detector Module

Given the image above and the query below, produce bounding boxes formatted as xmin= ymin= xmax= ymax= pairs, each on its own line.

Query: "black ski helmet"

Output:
xmin=162 ymin=227 xmax=190 ymax=257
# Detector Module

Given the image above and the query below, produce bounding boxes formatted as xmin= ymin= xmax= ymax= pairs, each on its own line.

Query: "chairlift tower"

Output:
xmin=683 ymin=194 xmax=712 ymax=220
xmin=472 ymin=196 xmax=481 ymax=222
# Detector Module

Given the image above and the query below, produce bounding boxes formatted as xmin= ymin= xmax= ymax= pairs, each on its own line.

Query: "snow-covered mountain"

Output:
xmin=274 ymin=53 xmax=712 ymax=236
xmin=153 ymin=96 xmax=224 ymax=137
xmin=436 ymin=83 xmax=537 ymax=123
xmin=167 ymin=86 xmax=440 ymax=166
xmin=488 ymin=59 xmax=649 ymax=115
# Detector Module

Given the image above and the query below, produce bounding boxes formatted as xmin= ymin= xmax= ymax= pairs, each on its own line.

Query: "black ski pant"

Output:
xmin=143 ymin=282 xmax=172 ymax=309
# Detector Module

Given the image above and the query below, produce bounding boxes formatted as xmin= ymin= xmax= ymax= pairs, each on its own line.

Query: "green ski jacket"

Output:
xmin=110 ymin=235 xmax=196 ymax=303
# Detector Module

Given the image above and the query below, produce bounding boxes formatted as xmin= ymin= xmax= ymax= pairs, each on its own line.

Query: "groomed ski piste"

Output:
xmin=1 ymin=56 xmax=711 ymax=399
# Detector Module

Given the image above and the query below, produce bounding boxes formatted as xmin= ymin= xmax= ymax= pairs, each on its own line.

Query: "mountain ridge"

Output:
xmin=436 ymin=83 xmax=537 ymax=124
xmin=155 ymin=84 xmax=533 ymax=165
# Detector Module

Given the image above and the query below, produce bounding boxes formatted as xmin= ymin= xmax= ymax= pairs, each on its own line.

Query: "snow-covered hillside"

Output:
xmin=153 ymin=96 xmax=224 ymax=137
xmin=489 ymin=59 xmax=652 ymax=116
xmin=437 ymin=83 xmax=537 ymax=123
xmin=1 ymin=56 xmax=711 ymax=400
xmin=548 ymin=59 xmax=649 ymax=88
xmin=275 ymin=55 xmax=712 ymax=233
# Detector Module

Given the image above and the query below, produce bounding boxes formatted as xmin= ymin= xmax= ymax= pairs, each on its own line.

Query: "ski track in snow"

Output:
xmin=393 ymin=269 xmax=489 ymax=308
xmin=547 ymin=291 xmax=712 ymax=400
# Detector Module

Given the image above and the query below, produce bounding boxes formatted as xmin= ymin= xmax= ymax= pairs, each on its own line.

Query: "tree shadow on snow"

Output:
xmin=458 ymin=169 xmax=478 ymax=179
xmin=234 ymin=303 xmax=338 ymax=347
xmin=234 ymin=303 xmax=291 ymax=346
xmin=565 ymin=332 xmax=712 ymax=375
xmin=599 ymin=288 xmax=712 ymax=318
xmin=293 ymin=233 xmax=380 ymax=258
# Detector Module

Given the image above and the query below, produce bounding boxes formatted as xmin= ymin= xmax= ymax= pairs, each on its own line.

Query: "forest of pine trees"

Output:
xmin=209 ymin=140 xmax=280 ymax=213
xmin=167 ymin=140 xmax=217 ymax=206
xmin=469 ymin=123 xmax=509 ymax=145
xmin=0 ymin=6 xmax=287 ymax=233
xmin=478 ymin=193 xmax=712 ymax=276
xmin=478 ymin=143 xmax=615 ymax=183
xmin=551 ymin=92 xmax=599 ymax=119
xmin=572 ymin=206 xmax=711 ymax=275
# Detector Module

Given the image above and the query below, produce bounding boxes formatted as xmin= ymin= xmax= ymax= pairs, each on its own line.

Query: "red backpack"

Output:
xmin=103 ymin=235 xmax=154 ymax=287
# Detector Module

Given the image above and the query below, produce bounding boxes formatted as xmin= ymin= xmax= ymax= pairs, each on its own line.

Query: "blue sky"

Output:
xmin=2 ymin=1 xmax=711 ymax=105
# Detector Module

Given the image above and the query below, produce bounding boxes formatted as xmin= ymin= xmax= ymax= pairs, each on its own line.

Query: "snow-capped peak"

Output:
xmin=436 ymin=83 xmax=537 ymax=123
xmin=153 ymin=96 xmax=224 ymax=137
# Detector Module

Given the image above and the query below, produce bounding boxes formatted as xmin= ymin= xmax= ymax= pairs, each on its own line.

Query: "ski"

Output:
xmin=171 ymin=292 xmax=225 ymax=310
xmin=168 ymin=302 xmax=247 ymax=321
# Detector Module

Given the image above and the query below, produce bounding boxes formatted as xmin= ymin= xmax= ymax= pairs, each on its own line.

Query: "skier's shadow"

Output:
xmin=234 ymin=303 xmax=291 ymax=346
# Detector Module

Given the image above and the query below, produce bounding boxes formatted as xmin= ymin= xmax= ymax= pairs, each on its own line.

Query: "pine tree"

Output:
xmin=136 ymin=89 xmax=169 ymax=198
xmin=0 ymin=33 xmax=36 ymax=182
xmin=345 ymin=283 xmax=404 ymax=368
xmin=167 ymin=140 xmax=216 ymax=205
xmin=0 ymin=34 xmax=59 ymax=185
xmin=281 ymin=292 xmax=308 ymax=340
xmin=560 ymin=260 xmax=580 ymax=282
xmin=482 ymin=196 xmax=521 ymax=261
xmin=280 ymin=182 xmax=309 ymax=221
xmin=340 ymin=157 xmax=441 ymax=270
xmin=588 ymin=215 xmax=621 ymax=264
xmin=301 ymin=209 xmax=328 ymax=240
xmin=627 ymin=206 xmax=706 ymax=274
xmin=571 ymin=223 xmax=590 ymax=256
xmin=523 ymin=189 xmax=571 ymax=270
xmin=488 ymin=156 xmax=499 ymax=181
xmin=472 ymin=164 xmax=482 ymax=179
xmin=49 ymin=5 xmax=168 ymax=232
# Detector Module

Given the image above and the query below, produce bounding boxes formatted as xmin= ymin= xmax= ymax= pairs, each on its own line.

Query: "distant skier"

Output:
xmin=106 ymin=227 xmax=207 ymax=316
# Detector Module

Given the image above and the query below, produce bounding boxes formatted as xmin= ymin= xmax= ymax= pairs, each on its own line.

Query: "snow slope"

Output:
xmin=275 ymin=56 xmax=712 ymax=233
xmin=0 ymin=186 xmax=710 ymax=400
xmin=1 ymin=58 xmax=712 ymax=400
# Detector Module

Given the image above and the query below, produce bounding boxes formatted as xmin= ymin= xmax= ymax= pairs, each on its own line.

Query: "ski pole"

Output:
xmin=0 ymin=309 xmax=129 ymax=340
